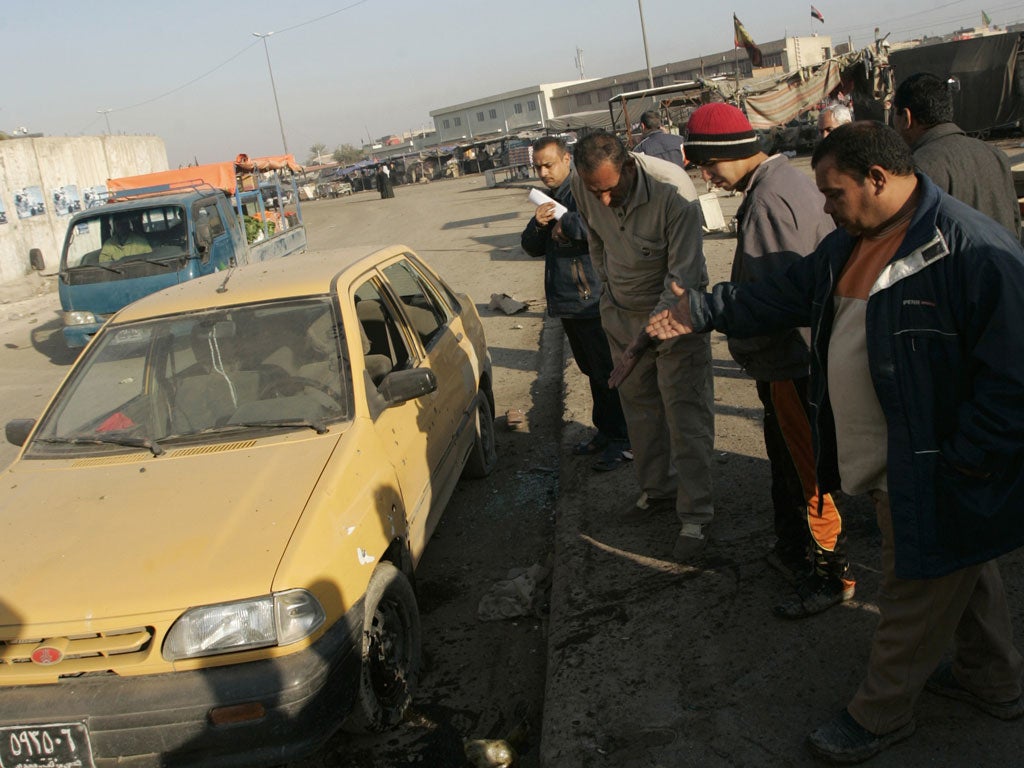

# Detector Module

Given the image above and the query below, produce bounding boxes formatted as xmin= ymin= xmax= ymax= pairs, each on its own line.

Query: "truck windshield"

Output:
xmin=27 ymin=297 xmax=353 ymax=456
xmin=64 ymin=205 xmax=188 ymax=269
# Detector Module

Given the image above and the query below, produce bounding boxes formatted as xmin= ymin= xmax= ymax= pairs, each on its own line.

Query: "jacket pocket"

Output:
xmin=570 ymin=258 xmax=592 ymax=301
xmin=632 ymin=234 xmax=666 ymax=261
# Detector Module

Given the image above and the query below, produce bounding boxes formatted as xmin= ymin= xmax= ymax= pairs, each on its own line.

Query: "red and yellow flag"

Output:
xmin=733 ymin=13 xmax=763 ymax=67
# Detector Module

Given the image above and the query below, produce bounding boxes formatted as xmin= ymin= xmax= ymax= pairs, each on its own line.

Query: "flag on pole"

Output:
xmin=733 ymin=13 xmax=763 ymax=67
xmin=811 ymin=5 xmax=825 ymax=23
xmin=981 ymin=9 xmax=992 ymax=26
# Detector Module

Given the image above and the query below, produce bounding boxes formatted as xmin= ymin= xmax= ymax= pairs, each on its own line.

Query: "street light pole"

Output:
xmin=252 ymin=32 xmax=289 ymax=156
xmin=637 ymin=0 xmax=655 ymax=89
xmin=97 ymin=108 xmax=112 ymax=134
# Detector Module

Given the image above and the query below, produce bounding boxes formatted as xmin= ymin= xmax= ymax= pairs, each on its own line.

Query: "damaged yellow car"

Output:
xmin=0 ymin=245 xmax=496 ymax=767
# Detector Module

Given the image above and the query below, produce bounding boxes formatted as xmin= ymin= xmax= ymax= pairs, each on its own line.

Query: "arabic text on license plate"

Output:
xmin=0 ymin=723 xmax=95 ymax=768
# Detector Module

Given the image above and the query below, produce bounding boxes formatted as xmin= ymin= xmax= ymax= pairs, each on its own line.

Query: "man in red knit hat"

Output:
xmin=685 ymin=102 xmax=855 ymax=617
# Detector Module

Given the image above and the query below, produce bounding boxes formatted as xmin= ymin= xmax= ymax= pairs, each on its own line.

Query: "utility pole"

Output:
xmin=575 ymin=47 xmax=586 ymax=79
xmin=96 ymin=108 xmax=112 ymax=134
xmin=252 ymin=32 xmax=289 ymax=156
xmin=637 ymin=0 xmax=655 ymax=89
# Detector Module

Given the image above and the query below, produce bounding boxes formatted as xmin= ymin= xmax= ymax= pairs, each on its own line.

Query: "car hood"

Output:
xmin=0 ymin=431 xmax=342 ymax=627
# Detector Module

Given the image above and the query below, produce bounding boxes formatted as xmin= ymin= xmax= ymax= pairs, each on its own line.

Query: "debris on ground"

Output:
xmin=488 ymin=293 xmax=529 ymax=315
xmin=464 ymin=738 xmax=516 ymax=767
xmin=504 ymin=408 xmax=526 ymax=430
xmin=477 ymin=562 xmax=552 ymax=621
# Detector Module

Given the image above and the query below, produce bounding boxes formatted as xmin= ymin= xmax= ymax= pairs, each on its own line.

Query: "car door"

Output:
xmin=352 ymin=275 xmax=438 ymax=563
xmin=379 ymin=258 xmax=475 ymax=544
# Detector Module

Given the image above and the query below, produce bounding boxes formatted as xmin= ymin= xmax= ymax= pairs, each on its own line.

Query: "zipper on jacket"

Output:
xmin=571 ymin=258 xmax=592 ymax=300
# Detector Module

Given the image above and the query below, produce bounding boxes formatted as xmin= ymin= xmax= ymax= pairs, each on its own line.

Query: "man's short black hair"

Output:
xmin=639 ymin=110 xmax=662 ymax=130
xmin=574 ymin=131 xmax=629 ymax=175
xmin=893 ymin=72 xmax=955 ymax=127
xmin=532 ymin=136 xmax=568 ymax=155
xmin=811 ymin=121 xmax=914 ymax=179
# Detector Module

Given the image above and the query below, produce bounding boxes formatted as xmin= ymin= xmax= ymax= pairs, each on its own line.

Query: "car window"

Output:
xmin=381 ymin=260 xmax=449 ymax=349
xmin=354 ymin=279 xmax=413 ymax=386
xmin=27 ymin=298 xmax=351 ymax=455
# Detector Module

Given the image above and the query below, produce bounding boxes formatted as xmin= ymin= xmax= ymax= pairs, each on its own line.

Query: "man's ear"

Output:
xmin=866 ymin=165 xmax=888 ymax=192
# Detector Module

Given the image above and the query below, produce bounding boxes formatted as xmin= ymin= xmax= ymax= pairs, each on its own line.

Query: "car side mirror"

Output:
xmin=379 ymin=368 xmax=437 ymax=406
xmin=6 ymin=419 xmax=36 ymax=447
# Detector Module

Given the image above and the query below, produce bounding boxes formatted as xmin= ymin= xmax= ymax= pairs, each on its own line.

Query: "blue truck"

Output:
xmin=58 ymin=158 xmax=308 ymax=348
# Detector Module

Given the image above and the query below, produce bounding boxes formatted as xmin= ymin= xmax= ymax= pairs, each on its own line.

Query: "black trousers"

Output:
xmin=562 ymin=316 xmax=628 ymax=442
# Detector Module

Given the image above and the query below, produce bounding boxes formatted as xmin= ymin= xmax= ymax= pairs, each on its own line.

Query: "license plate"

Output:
xmin=0 ymin=723 xmax=95 ymax=768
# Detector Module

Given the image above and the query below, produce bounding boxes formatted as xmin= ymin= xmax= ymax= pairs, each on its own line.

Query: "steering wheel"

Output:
xmin=259 ymin=375 xmax=341 ymax=403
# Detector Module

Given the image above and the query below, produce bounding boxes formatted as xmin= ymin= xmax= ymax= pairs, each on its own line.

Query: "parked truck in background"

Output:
xmin=58 ymin=154 xmax=308 ymax=348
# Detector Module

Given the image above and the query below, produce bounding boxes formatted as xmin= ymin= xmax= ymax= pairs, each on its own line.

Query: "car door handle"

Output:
xmin=455 ymin=332 xmax=464 ymax=342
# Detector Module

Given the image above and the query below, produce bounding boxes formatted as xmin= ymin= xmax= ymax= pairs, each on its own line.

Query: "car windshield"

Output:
xmin=28 ymin=297 xmax=353 ymax=456
xmin=63 ymin=205 xmax=188 ymax=271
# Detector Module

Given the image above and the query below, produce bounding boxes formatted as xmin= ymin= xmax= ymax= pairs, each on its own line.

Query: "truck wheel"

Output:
xmin=462 ymin=391 xmax=497 ymax=478
xmin=344 ymin=562 xmax=421 ymax=733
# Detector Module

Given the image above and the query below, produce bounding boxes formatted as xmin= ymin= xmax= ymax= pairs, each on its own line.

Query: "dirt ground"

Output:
xmin=541 ymin=159 xmax=1024 ymax=768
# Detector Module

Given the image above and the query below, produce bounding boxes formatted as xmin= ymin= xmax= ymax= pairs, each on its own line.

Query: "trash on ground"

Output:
xmin=504 ymin=408 xmax=526 ymax=430
xmin=488 ymin=293 xmax=529 ymax=315
xmin=477 ymin=562 xmax=551 ymax=621
xmin=464 ymin=738 xmax=516 ymax=767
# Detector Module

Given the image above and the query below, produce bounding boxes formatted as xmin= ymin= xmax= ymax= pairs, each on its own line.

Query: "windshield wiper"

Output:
xmin=36 ymin=435 xmax=165 ymax=456
xmin=87 ymin=263 xmax=125 ymax=275
xmin=225 ymin=419 xmax=330 ymax=435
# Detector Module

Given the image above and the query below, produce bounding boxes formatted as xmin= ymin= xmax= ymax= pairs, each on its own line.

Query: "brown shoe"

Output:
xmin=671 ymin=523 xmax=706 ymax=561
xmin=622 ymin=493 xmax=676 ymax=520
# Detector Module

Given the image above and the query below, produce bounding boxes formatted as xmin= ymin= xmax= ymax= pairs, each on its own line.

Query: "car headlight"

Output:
xmin=162 ymin=589 xmax=326 ymax=661
xmin=63 ymin=310 xmax=97 ymax=326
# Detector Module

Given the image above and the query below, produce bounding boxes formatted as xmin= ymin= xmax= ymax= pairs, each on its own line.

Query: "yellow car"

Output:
xmin=0 ymin=245 xmax=495 ymax=767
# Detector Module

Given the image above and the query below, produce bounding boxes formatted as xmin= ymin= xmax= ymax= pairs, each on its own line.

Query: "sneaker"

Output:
xmin=671 ymin=523 xmax=706 ymax=561
xmin=806 ymin=710 xmax=915 ymax=765
xmin=765 ymin=546 xmax=811 ymax=585
xmin=592 ymin=441 xmax=632 ymax=472
xmin=925 ymin=661 xmax=1024 ymax=720
xmin=773 ymin=572 xmax=855 ymax=619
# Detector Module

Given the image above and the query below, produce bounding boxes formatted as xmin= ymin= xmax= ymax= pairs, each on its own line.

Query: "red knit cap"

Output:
xmin=684 ymin=103 xmax=760 ymax=163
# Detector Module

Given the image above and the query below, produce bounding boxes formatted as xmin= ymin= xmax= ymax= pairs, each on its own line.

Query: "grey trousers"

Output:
xmin=601 ymin=301 xmax=715 ymax=526
xmin=848 ymin=491 xmax=1023 ymax=733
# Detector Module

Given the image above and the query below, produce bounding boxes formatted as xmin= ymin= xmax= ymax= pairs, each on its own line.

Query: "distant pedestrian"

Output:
xmin=647 ymin=121 xmax=1024 ymax=765
xmin=377 ymin=165 xmax=395 ymax=199
xmin=572 ymin=131 xmax=714 ymax=562
xmin=521 ymin=137 xmax=631 ymax=471
xmin=894 ymin=71 xmax=1020 ymax=239
xmin=817 ymin=102 xmax=852 ymax=139
xmin=685 ymin=103 xmax=853 ymax=618
xmin=633 ymin=111 xmax=687 ymax=169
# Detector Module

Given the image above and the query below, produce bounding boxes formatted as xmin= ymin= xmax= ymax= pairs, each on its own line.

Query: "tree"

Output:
xmin=333 ymin=144 xmax=365 ymax=165
xmin=308 ymin=143 xmax=328 ymax=165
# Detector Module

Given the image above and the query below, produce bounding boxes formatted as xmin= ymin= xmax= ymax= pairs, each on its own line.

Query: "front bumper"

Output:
xmin=0 ymin=603 xmax=364 ymax=768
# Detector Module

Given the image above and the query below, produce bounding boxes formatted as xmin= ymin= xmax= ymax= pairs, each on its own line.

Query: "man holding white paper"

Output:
xmin=521 ymin=136 xmax=630 ymax=471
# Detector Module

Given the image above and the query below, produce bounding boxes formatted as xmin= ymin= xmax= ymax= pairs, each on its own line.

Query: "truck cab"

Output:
xmin=59 ymin=189 xmax=244 ymax=348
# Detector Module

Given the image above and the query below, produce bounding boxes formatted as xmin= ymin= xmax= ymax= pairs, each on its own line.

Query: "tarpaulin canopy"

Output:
xmin=744 ymin=58 xmax=844 ymax=129
xmin=890 ymin=33 xmax=1024 ymax=133
xmin=109 ymin=154 xmax=302 ymax=194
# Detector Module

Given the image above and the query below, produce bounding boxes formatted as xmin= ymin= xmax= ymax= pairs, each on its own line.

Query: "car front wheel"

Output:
xmin=344 ymin=562 xmax=421 ymax=733
xmin=462 ymin=391 xmax=497 ymax=478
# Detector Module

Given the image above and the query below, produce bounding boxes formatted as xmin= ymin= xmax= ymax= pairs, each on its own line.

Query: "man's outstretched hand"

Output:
xmin=646 ymin=281 xmax=695 ymax=339
xmin=608 ymin=330 xmax=652 ymax=389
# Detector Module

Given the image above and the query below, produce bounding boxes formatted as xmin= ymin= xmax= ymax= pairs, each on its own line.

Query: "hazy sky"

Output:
xmin=2 ymin=0 xmax=1018 ymax=166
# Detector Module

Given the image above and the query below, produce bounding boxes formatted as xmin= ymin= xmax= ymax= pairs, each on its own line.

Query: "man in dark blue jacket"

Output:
xmin=634 ymin=111 xmax=687 ymax=169
xmin=645 ymin=122 xmax=1024 ymax=764
xmin=522 ymin=136 xmax=629 ymax=471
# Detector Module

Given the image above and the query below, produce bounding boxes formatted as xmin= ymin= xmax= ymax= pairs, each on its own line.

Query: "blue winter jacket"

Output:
xmin=689 ymin=173 xmax=1024 ymax=578
xmin=521 ymin=175 xmax=602 ymax=319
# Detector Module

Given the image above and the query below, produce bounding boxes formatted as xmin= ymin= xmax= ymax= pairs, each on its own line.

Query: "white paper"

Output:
xmin=528 ymin=188 xmax=568 ymax=221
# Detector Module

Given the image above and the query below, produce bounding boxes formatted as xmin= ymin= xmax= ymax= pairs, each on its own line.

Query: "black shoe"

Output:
xmin=926 ymin=661 xmax=1024 ymax=720
xmin=773 ymin=572 xmax=854 ymax=619
xmin=806 ymin=710 xmax=915 ymax=764
xmin=621 ymin=493 xmax=675 ymax=520
xmin=765 ymin=546 xmax=811 ymax=585
xmin=573 ymin=433 xmax=609 ymax=456
xmin=592 ymin=441 xmax=632 ymax=472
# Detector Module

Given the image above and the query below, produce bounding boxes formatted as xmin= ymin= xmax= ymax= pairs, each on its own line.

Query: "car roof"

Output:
xmin=114 ymin=245 xmax=412 ymax=322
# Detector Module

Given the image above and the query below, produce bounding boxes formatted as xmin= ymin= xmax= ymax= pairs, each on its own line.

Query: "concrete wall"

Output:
xmin=0 ymin=135 xmax=167 ymax=284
